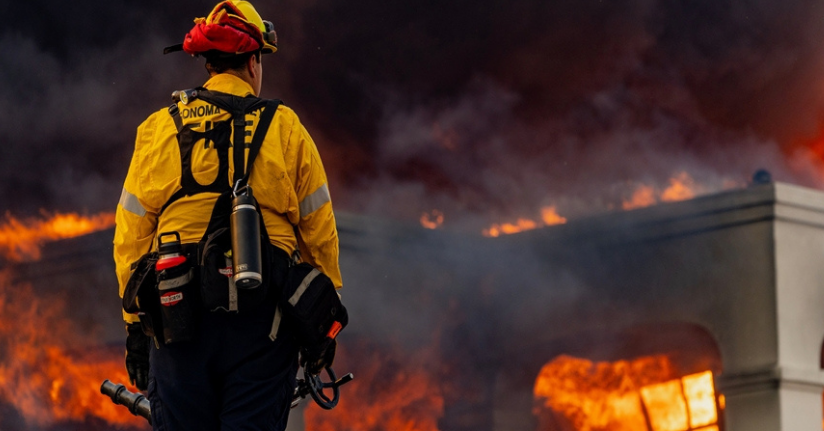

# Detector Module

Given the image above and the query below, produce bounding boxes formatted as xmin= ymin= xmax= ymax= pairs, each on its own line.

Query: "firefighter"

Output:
xmin=113 ymin=1 xmax=343 ymax=429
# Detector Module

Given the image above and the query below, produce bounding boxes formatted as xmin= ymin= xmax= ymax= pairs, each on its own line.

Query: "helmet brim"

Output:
xmin=162 ymin=44 xmax=276 ymax=55
xmin=163 ymin=44 xmax=184 ymax=55
xmin=261 ymin=42 xmax=277 ymax=54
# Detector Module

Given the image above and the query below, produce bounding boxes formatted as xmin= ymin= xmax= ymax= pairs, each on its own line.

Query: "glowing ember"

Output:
xmin=0 ymin=211 xmax=115 ymax=262
xmin=483 ymin=206 xmax=567 ymax=237
xmin=534 ymin=355 xmax=719 ymax=431
xmin=304 ymin=342 xmax=444 ymax=431
xmin=0 ymin=269 xmax=143 ymax=428
xmin=420 ymin=210 xmax=445 ymax=229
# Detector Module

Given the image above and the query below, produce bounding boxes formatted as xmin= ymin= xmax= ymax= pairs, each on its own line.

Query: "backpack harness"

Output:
xmin=162 ymin=87 xmax=282 ymax=238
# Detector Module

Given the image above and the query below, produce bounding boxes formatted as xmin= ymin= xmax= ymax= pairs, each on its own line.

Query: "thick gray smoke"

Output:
xmin=3 ymin=0 xmax=824 ymax=227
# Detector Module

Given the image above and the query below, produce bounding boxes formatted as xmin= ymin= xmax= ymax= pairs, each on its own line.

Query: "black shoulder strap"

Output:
xmin=239 ymin=99 xmax=281 ymax=187
xmin=169 ymin=103 xmax=184 ymax=132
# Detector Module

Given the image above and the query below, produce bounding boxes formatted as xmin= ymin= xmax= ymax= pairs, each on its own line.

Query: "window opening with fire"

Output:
xmin=533 ymin=355 xmax=721 ymax=431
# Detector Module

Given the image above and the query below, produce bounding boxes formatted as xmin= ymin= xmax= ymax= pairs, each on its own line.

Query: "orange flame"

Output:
xmin=622 ymin=186 xmax=657 ymax=210
xmin=661 ymin=172 xmax=697 ymax=203
xmin=623 ymin=172 xmax=700 ymax=210
xmin=0 ymin=269 xmax=142 ymax=428
xmin=483 ymin=206 xmax=567 ymax=237
xmin=533 ymin=355 xmax=719 ymax=431
xmin=420 ymin=210 xmax=445 ymax=230
xmin=304 ymin=342 xmax=444 ymax=431
xmin=0 ymin=211 xmax=115 ymax=262
xmin=542 ymin=206 xmax=567 ymax=225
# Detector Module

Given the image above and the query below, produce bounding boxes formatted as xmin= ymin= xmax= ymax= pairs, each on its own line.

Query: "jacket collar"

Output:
xmin=202 ymin=73 xmax=255 ymax=96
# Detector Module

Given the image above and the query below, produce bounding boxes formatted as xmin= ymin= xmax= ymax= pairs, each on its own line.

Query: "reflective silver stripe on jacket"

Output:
xmin=269 ymin=306 xmax=282 ymax=341
xmin=299 ymin=184 xmax=330 ymax=218
xmin=119 ymin=188 xmax=147 ymax=217
xmin=288 ymin=268 xmax=321 ymax=306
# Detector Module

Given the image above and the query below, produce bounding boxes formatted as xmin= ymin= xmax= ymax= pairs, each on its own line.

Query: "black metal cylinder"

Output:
xmin=231 ymin=189 xmax=263 ymax=289
xmin=100 ymin=380 xmax=152 ymax=424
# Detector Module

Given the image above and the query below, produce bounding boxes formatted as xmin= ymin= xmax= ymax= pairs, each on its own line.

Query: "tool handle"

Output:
xmin=100 ymin=380 xmax=152 ymax=424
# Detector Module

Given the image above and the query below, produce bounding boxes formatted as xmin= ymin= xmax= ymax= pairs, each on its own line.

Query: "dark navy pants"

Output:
xmin=148 ymin=299 xmax=298 ymax=431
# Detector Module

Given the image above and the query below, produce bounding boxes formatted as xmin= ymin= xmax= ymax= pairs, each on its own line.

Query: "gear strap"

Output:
xmin=241 ymin=98 xmax=279 ymax=187
xmin=161 ymin=89 xmax=282 ymax=218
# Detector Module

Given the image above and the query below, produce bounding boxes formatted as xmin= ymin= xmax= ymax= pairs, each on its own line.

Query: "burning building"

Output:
xmin=3 ymin=180 xmax=824 ymax=431
xmin=480 ymin=179 xmax=824 ymax=431
xmin=6 ymin=0 xmax=824 ymax=429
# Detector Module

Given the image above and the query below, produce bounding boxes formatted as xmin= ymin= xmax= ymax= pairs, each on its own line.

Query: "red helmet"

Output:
xmin=164 ymin=1 xmax=277 ymax=56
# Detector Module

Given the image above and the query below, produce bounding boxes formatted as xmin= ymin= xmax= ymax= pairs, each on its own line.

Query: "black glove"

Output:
xmin=301 ymin=339 xmax=337 ymax=375
xmin=125 ymin=323 xmax=151 ymax=391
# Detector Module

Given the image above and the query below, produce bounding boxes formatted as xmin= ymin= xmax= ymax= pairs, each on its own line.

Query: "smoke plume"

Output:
xmin=2 ymin=0 xmax=824 ymax=227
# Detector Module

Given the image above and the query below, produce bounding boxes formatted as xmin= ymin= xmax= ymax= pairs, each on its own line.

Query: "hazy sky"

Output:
xmin=4 ymin=0 xmax=824 ymax=229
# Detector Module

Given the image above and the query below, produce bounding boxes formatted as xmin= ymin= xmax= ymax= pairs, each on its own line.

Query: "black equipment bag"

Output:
xmin=123 ymin=244 xmax=200 ymax=344
xmin=199 ymin=227 xmax=236 ymax=312
xmin=122 ymin=252 xmax=161 ymax=339
xmin=154 ymin=243 xmax=201 ymax=344
xmin=282 ymin=263 xmax=348 ymax=359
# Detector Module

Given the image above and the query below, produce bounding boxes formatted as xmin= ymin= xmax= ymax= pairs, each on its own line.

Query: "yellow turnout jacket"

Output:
xmin=114 ymin=74 xmax=342 ymax=323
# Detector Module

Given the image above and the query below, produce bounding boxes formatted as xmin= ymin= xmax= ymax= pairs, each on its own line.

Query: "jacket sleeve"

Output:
xmin=289 ymin=117 xmax=343 ymax=289
xmin=114 ymin=114 xmax=160 ymax=323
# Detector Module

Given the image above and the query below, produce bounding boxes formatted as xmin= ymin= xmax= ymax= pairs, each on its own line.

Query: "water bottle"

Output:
xmin=155 ymin=231 xmax=197 ymax=344
xmin=156 ymin=232 xmax=186 ymax=271
xmin=231 ymin=184 xmax=263 ymax=289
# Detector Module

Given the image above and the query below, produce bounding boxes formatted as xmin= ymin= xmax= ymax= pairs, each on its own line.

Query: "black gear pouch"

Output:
xmin=155 ymin=244 xmax=200 ymax=344
xmin=123 ymin=253 xmax=162 ymax=339
xmin=199 ymin=227 xmax=238 ymax=313
xmin=282 ymin=263 xmax=348 ymax=357
xmin=200 ymin=227 xmax=273 ymax=313
xmin=200 ymin=228 xmax=273 ymax=313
